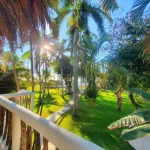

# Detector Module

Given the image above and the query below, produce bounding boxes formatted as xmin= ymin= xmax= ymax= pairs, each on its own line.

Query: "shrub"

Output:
xmin=86 ymin=84 xmax=97 ymax=107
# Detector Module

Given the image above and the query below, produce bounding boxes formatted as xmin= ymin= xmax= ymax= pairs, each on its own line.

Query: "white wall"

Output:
xmin=129 ymin=136 xmax=150 ymax=150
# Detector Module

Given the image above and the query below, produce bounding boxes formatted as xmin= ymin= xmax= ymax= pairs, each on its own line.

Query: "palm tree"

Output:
xmin=57 ymin=0 xmax=109 ymax=115
xmin=57 ymin=40 xmax=67 ymax=98
xmin=0 ymin=1 xmax=59 ymax=149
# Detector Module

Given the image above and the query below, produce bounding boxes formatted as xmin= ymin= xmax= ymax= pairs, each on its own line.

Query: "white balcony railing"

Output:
xmin=0 ymin=90 xmax=103 ymax=150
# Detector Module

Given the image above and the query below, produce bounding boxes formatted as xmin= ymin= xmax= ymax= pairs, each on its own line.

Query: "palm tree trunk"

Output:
xmin=21 ymin=121 xmax=26 ymax=150
xmin=61 ymin=64 xmax=64 ymax=98
xmin=40 ymin=60 xmax=48 ymax=116
xmin=38 ymin=60 xmax=42 ymax=100
xmin=72 ymin=27 xmax=79 ymax=116
xmin=80 ymin=78 xmax=82 ymax=89
xmin=0 ymin=106 xmax=4 ymax=136
xmin=29 ymin=36 xmax=34 ymax=150
xmin=32 ymin=130 xmax=41 ymax=150
xmin=117 ymin=88 xmax=123 ymax=111
xmin=129 ymin=92 xmax=140 ymax=109
xmin=3 ymin=109 xmax=8 ymax=140
xmin=43 ymin=138 xmax=48 ymax=150
xmin=30 ymin=38 xmax=34 ymax=92
xmin=6 ymin=110 xmax=12 ymax=150
xmin=37 ymin=66 xmax=42 ymax=114
xmin=26 ymin=126 xmax=32 ymax=150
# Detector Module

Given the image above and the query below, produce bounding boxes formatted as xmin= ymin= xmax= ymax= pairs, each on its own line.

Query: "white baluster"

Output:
xmin=30 ymin=94 xmax=34 ymax=112
xmin=12 ymin=115 xmax=21 ymax=150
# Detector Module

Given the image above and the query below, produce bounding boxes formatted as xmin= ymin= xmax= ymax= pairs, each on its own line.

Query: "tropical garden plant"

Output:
xmin=108 ymin=89 xmax=150 ymax=141
xmin=54 ymin=55 xmax=73 ymax=95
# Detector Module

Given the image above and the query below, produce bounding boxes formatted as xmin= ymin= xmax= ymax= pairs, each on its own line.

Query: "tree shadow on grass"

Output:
xmin=57 ymin=91 xmax=139 ymax=149
xmin=78 ymin=124 xmax=134 ymax=150
xmin=34 ymin=91 xmax=41 ymax=94
xmin=65 ymin=114 xmax=134 ymax=150
xmin=34 ymin=94 xmax=62 ymax=112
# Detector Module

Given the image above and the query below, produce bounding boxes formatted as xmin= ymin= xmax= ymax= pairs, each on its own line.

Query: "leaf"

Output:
xmin=108 ymin=109 xmax=150 ymax=130
xmin=100 ymin=0 xmax=119 ymax=12
xmin=22 ymin=50 xmax=30 ymax=60
xmin=92 ymin=34 xmax=108 ymax=57
xmin=121 ymin=123 xmax=150 ymax=141
xmin=1 ymin=64 xmax=6 ymax=72
xmin=125 ymin=88 xmax=150 ymax=101
xmin=130 ymin=0 xmax=150 ymax=24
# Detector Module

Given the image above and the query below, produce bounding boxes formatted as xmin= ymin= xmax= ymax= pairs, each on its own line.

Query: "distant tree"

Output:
xmin=103 ymin=18 xmax=150 ymax=110
xmin=54 ymin=55 xmax=73 ymax=94
xmin=78 ymin=34 xmax=107 ymax=107
xmin=0 ymin=52 xmax=30 ymax=92
xmin=115 ymin=21 xmax=150 ymax=90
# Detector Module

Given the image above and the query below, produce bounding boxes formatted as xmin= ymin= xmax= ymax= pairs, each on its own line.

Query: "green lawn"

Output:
xmin=33 ymin=88 xmax=70 ymax=118
xmin=56 ymin=90 xmax=150 ymax=150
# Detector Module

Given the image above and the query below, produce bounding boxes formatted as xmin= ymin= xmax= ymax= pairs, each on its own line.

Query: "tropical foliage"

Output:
xmin=107 ymin=6 xmax=150 ymax=141
xmin=1 ymin=0 xmax=150 ymax=148
xmin=108 ymin=106 xmax=150 ymax=140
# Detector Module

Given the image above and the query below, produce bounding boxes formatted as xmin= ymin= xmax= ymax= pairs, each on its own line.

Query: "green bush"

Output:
xmin=86 ymin=84 xmax=97 ymax=99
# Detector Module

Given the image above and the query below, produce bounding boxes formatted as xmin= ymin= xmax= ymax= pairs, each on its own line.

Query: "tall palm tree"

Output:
xmin=57 ymin=0 xmax=109 ymax=115
xmin=0 ymin=1 xmax=59 ymax=149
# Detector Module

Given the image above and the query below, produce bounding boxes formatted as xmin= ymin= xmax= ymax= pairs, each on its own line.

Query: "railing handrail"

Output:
xmin=0 ymin=89 xmax=34 ymax=99
xmin=0 ymin=95 xmax=103 ymax=150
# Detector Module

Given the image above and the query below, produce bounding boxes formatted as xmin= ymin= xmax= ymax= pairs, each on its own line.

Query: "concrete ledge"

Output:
xmin=0 ymin=95 xmax=103 ymax=150
xmin=129 ymin=136 xmax=150 ymax=150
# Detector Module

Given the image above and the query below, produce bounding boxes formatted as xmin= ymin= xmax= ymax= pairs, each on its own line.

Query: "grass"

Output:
xmin=32 ymin=87 xmax=70 ymax=118
xmin=56 ymin=90 xmax=150 ymax=150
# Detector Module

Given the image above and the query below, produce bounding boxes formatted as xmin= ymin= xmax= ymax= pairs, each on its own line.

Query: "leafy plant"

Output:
xmin=85 ymin=84 xmax=97 ymax=108
xmin=108 ymin=88 xmax=150 ymax=141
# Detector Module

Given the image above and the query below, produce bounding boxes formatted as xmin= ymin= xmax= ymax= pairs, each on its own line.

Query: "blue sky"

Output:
xmin=113 ymin=0 xmax=134 ymax=17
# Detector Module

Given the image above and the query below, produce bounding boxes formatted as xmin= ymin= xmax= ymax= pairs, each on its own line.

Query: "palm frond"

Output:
xmin=22 ymin=50 xmax=30 ymax=61
xmin=92 ymin=34 xmax=108 ymax=57
xmin=100 ymin=59 xmax=132 ymax=89
xmin=57 ymin=6 xmax=71 ymax=25
xmin=82 ymin=35 xmax=96 ymax=52
xmin=130 ymin=0 xmax=150 ymax=24
xmin=78 ymin=11 xmax=88 ymax=33
xmin=108 ymin=109 xmax=150 ymax=130
xmin=100 ymin=0 xmax=119 ymax=12
xmin=0 ymin=0 xmax=58 ymax=50
xmin=142 ymin=33 xmax=150 ymax=62
xmin=125 ymin=88 xmax=150 ymax=101
xmin=121 ymin=123 xmax=150 ymax=141
xmin=88 ymin=7 xmax=105 ymax=34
